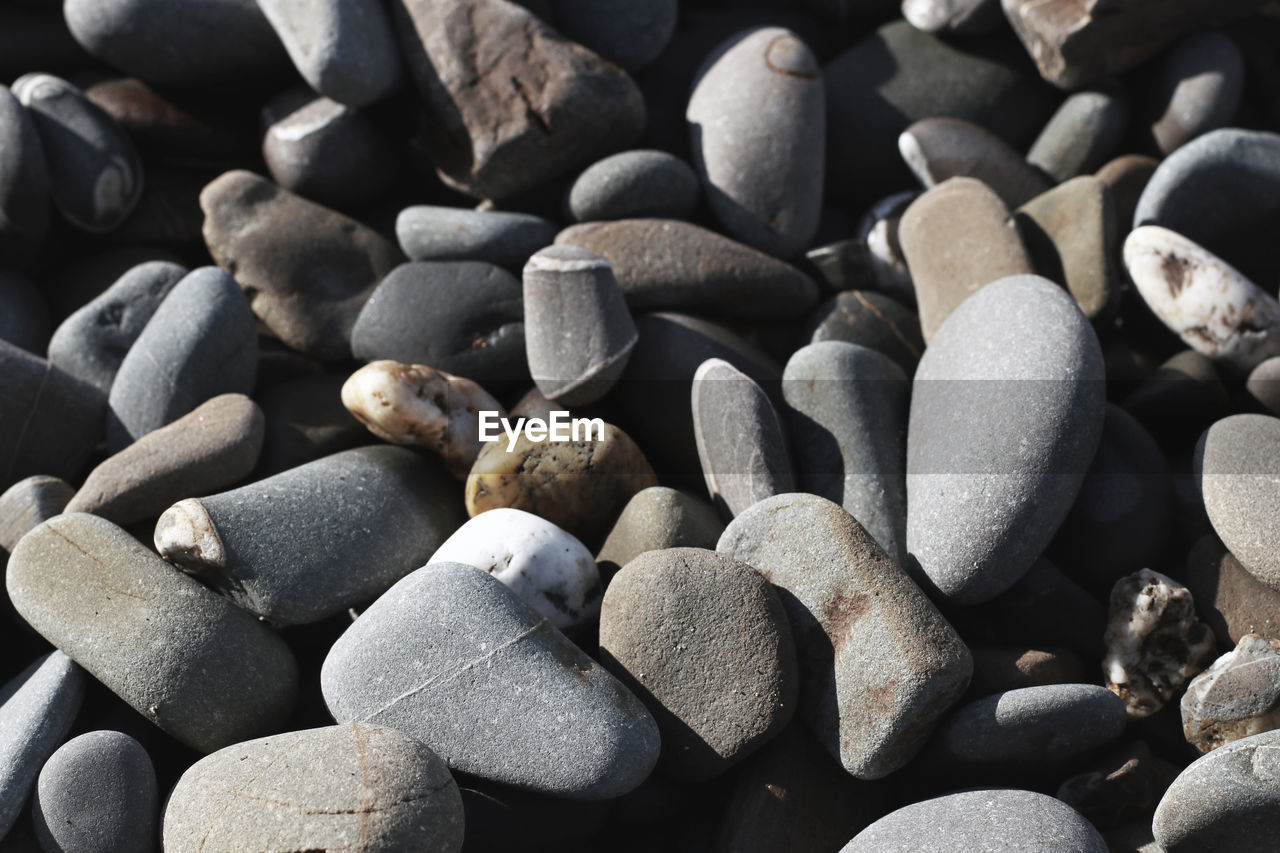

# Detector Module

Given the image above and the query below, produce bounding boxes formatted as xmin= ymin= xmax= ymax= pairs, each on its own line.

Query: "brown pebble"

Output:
xmin=1184 ymin=534 xmax=1280 ymax=647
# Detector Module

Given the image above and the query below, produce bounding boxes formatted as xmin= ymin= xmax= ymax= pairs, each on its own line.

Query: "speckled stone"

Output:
xmin=0 ymin=476 xmax=73 ymax=553
xmin=1027 ymin=89 xmax=1130 ymax=182
xmin=1148 ymin=32 xmax=1244 ymax=156
xmin=899 ymin=117 xmax=1050 ymax=209
xmin=321 ymin=561 xmax=660 ymax=798
xmin=803 ymin=290 xmax=923 ymax=374
xmin=549 ymin=0 xmax=676 ymax=71
xmin=395 ymin=206 xmax=557 ymax=268
xmin=256 ymin=371 xmax=371 ymax=475
xmin=1247 ymin=356 xmax=1280 ymax=415
xmin=907 ymin=275 xmax=1106 ymax=604
xmin=0 ymin=85 xmax=49 ymax=264
xmin=596 ymin=487 xmax=724 ymax=579
xmin=1185 ymin=534 xmax=1280 ymax=646
xmin=1182 ymin=635 xmax=1280 ymax=753
xmin=568 ymin=150 xmax=699 ymax=223
xmin=162 ymin=724 xmax=463 ymax=853
xmin=1198 ymin=414 xmax=1280 ymax=588
xmin=718 ymin=493 xmax=972 ymax=779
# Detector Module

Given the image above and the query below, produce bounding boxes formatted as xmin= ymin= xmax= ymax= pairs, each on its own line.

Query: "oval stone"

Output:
xmin=1198 ymin=414 xmax=1280 ymax=590
xmin=395 ymin=205 xmax=557 ymax=268
xmin=568 ymin=149 xmax=699 ymax=223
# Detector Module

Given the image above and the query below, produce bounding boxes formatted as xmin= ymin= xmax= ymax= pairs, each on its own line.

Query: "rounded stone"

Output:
xmin=1027 ymin=89 xmax=1130 ymax=183
xmin=804 ymin=290 xmax=924 ymax=374
xmin=1182 ymin=635 xmax=1280 ymax=753
xmin=0 ymin=84 xmax=50 ymax=264
xmin=1148 ymin=32 xmax=1244 ymax=156
xmin=0 ymin=270 xmax=48 ymax=355
xmin=549 ymin=0 xmax=676 ymax=71
xmin=1198 ymin=414 xmax=1280 ymax=589
xmin=568 ymin=149 xmax=699 ymax=223
xmin=899 ymin=117 xmax=1050 ymax=209
xmin=395 ymin=205 xmax=557 ymax=268
xmin=0 ymin=476 xmax=73 ymax=553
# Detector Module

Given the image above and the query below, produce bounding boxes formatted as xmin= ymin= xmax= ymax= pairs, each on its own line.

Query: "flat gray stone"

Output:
xmin=0 ymin=476 xmax=72 ymax=553
xmin=549 ymin=0 xmax=676 ymax=71
xmin=1027 ymin=89 xmax=1130 ymax=183
xmin=395 ymin=205 xmax=557 ymax=268
xmin=1148 ymin=32 xmax=1244 ymax=156
xmin=1198 ymin=414 xmax=1280 ymax=589
xmin=568 ymin=149 xmax=699 ymax=223
xmin=596 ymin=486 xmax=724 ymax=577
xmin=899 ymin=117 xmax=1051 ymax=208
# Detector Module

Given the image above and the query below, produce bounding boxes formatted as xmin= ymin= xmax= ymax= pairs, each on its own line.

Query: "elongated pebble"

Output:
xmin=0 ymin=85 xmax=49 ymax=262
xmin=396 ymin=206 xmax=557 ymax=267
xmin=899 ymin=117 xmax=1050 ymax=208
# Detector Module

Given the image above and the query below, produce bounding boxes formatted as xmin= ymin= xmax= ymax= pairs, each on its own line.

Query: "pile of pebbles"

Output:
xmin=2 ymin=0 xmax=1280 ymax=850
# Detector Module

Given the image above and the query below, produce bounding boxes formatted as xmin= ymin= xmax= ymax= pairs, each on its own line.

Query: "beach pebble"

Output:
xmin=567 ymin=150 xmax=699 ymax=223
xmin=1198 ymin=414 xmax=1280 ymax=587
xmin=899 ymin=117 xmax=1051 ymax=209
xmin=1148 ymin=32 xmax=1244 ymax=155
xmin=804 ymin=290 xmax=923 ymax=374
xmin=1056 ymin=741 xmax=1181 ymax=831
xmin=1182 ymin=634 xmax=1280 ymax=753
xmin=901 ymin=0 xmax=1004 ymax=34
xmin=31 ymin=731 xmax=157 ymax=853
xmin=1027 ymin=89 xmax=1130 ymax=182
xmin=1097 ymin=152 xmax=1159 ymax=231
xmin=395 ymin=206 xmax=557 ymax=268
xmin=162 ymin=724 xmax=463 ymax=853
xmin=1247 ymin=356 xmax=1280 ymax=415
xmin=549 ymin=0 xmax=677 ymax=71
xmin=321 ymin=561 xmax=660 ymax=798
xmin=0 ymin=476 xmax=72 ymax=553
xmin=0 ymin=85 xmax=49 ymax=263
xmin=1185 ymin=534 xmax=1280 ymax=646
xmin=596 ymin=487 xmax=724 ymax=578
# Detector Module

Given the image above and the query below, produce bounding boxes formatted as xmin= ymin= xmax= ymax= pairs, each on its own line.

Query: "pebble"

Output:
xmin=1247 ymin=356 xmax=1280 ymax=415
xmin=1185 ymin=534 xmax=1280 ymax=646
xmin=1182 ymin=634 xmax=1280 ymax=753
xmin=906 ymin=274 xmax=1106 ymax=604
xmin=1122 ymin=349 xmax=1231 ymax=451
xmin=804 ymin=290 xmax=924 ymax=374
xmin=555 ymin=219 xmax=820 ymax=318
xmin=67 ymin=394 xmax=264 ymax=527
xmin=0 ymin=476 xmax=72 ymax=553
xmin=596 ymin=486 xmax=724 ymax=579
xmin=392 ymin=0 xmax=645 ymax=199
xmin=200 ymin=169 xmax=404 ymax=361
xmin=1198 ymin=414 xmax=1280 ymax=586
xmin=154 ymin=445 xmax=463 ymax=626
xmin=901 ymin=0 xmax=1004 ymax=34
xmin=1097 ymin=153 xmax=1159 ymax=233
xmin=428 ymin=508 xmax=601 ymax=632
xmin=0 ymin=653 xmax=85 ymax=841
xmin=12 ymin=73 xmax=142 ymax=233
xmin=1148 ymin=32 xmax=1245 ymax=156
xmin=718 ymin=493 xmax=973 ymax=779
xmin=321 ymin=561 xmax=660 ymax=798
xmin=395 ymin=206 xmax=558 ymax=268
xmin=567 ymin=149 xmax=700 ymax=223
xmin=692 ymin=358 xmax=794 ymax=518
xmin=898 ymin=117 xmax=1051 ymax=208
xmin=898 ymin=177 xmax=1034 ymax=342
xmin=162 ymin=723 xmax=463 ymax=853
xmin=1104 ymin=568 xmax=1216 ymax=718
xmin=256 ymin=0 xmax=401 ymax=108
xmin=0 ymin=85 xmax=49 ymax=263
xmin=549 ymin=0 xmax=677 ymax=71
xmin=1027 ymin=89 xmax=1130 ymax=182
xmin=31 ymin=731 xmax=157 ymax=853
xmin=968 ymin=645 xmax=1091 ymax=697
xmin=782 ymin=341 xmax=909 ymax=565
xmin=350 ymin=261 xmax=527 ymax=387
xmin=842 ymin=788 xmax=1107 ymax=852
xmin=599 ymin=547 xmax=798 ymax=780
xmin=1056 ymin=741 xmax=1182 ymax=831
xmin=687 ymin=27 xmax=824 ymax=258
xmin=7 ymin=513 xmax=298 ymax=752
xmin=523 ymin=245 xmax=638 ymax=406
xmin=105 ymin=266 xmax=258 ymax=452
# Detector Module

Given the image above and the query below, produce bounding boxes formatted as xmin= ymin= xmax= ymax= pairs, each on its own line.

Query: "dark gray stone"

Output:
xmin=568 ymin=150 xmax=699 ymax=223
xmin=1027 ymin=89 xmax=1130 ymax=182
xmin=0 ymin=271 xmax=46 ymax=355
xmin=1147 ymin=32 xmax=1245 ymax=156
xmin=1185 ymin=534 xmax=1280 ymax=647
xmin=596 ymin=486 xmax=724 ymax=579
xmin=395 ymin=205 xmax=557 ymax=268
xmin=804 ymin=291 xmax=924 ymax=375
xmin=549 ymin=0 xmax=676 ymax=71
xmin=899 ymin=117 xmax=1051 ymax=209
xmin=0 ymin=476 xmax=72 ymax=553
xmin=1056 ymin=741 xmax=1182 ymax=831
xmin=1198 ymin=414 xmax=1280 ymax=589
xmin=1182 ymin=635 xmax=1280 ymax=753
xmin=0 ymin=85 xmax=49 ymax=264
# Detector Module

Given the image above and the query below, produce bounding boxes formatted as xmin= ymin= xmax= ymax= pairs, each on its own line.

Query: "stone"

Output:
xmin=67 ymin=394 xmax=264 ymax=527
xmin=154 ymin=445 xmax=463 ymax=627
xmin=1153 ymin=728 xmax=1280 ymax=852
xmin=555 ymin=220 xmax=819 ymax=318
xmin=899 ymin=117 xmax=1051 ymax=209
xmin=7 ymin=513 xmax=298 ymax=753
xmin=968 ymin=646 xmax=1091 ymax=697
xmin=200 ymin=169 xmax=404 ymax=360
xmin=0 ymin=653 xmax=85 ymax=841
xmin=428 ymin=508 xmax=601 ymax=632
xmin=321 ymin=561 xmax=660 ymax=798
xmin=31 ymin=731 xmax=157 ymax=853
xmin=105 ymin=266 xmax=258 ymax=452
xmin=0 ymin=477 xmax=72 ymax=553
xmin=1104 ymin=568 xmax=1216 ymax=718
xmin=1182 ymin=635 xmax=1280 ymax=753
xmin=804 ymin=290 xmax=923 ymax=374
xmin=391 ymin=0 xmax=645 ymax=200
xmin=395 ymin=206 xmax=557 ymax=268
xmin=1027 ymin=89 xmax=1130 ymax=182
xmin=907 ymin=275 xmax=1106 ymax=604
xmin=1122 ymin=349 xmax=1231 ymax=451
xmin=687 ymin=27 xmax=824 ymax=258
xmin=1055 ymin=741 xmax=1182 ymax=830
xmin=0 ymin=85 xmax=49 ymax=264
xmin=841 ymin=788 xmax=1107 ymax=852
xmin=549 ymin=0 xmax=677 ymax=71
xmin=692 ymin=358 xmax=794 ymax=519
xmin=1097 ymin=153 xmax=1159 ymax=234
xmin=12 ymin=73 xmax=142 ymax=234
xmin=1148 ymin=32 xmax=1245 ymax=155
xmin=256 ymin=0 xmax=401 ymax=107
xmin=567 ymin=150 xmax=699 ymax=223
xmin=718 ymin=493 xmax=972 ymax=779
xmin=782 ymin=341 xmax=909 ymax=565
xmin=46 ymin=260 xmax=186 ymax=395
xmin=1248 ymin=356 xmax=1280 ymax=415
xmin=596 ymin=487 xmax=724 ymax=579
xmin=851 ymin=192 xmax=918 ymax=305
xmin=1198 ymin=414 xmax=1280 ymax=586
xmin=1186 ymin=535 xmax=1280 ymax=647
xmin=898 ymin=178 xmax=1034 ymax=342
xmin=84 ymin=78 xmax=252 ymax=163
xmin=351 ymin=262 xmax=525 ymax=387
xmin=600 ymin=548 xmax=797 ymax=780
xmin=161 ymin=724 xmax=463 ymax=853
xmin=901 ymin=0 xmax=1004 ymax=34
xmin=524 ymin=245 xmax=637 ymax=406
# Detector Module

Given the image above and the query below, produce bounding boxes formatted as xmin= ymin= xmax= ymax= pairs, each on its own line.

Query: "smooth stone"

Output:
xmin=0 ymin=477 xmax=72 ymax=553
xmin=898 ymin=177 xmax=1034 ymax=342
xmin=899 ymin=117 xmax=1051 ymax=209
xmin=428 ymin=508 xmax=601 ymax=632
xmin=68 ymin=394 xmax=264 ymax=527
xmin=0 ymin=653 xmax=85 ymax=841
xmin=1198 ymin=414 xmax=1280 ymax=588
xmin=0 ymin=85 xmax=50 ymax=263
xmin=200 ymin=169 xmax=404 ymax=360
xmin=162 ymin=724 xmax=463 ymax=853
xmin=783 ymin=341 xmax=908 ymax=565
xmin=692 ymin=358 xmax=794 ymax=519
xmin=803 ymin=290 xmax=923 ymax=374
xmin=1153 ymin=728 xmax=1280 ymax=852
xmin=46 ymin=260 xmax=186 ymax=395
xmin=567 ymin=150 xmax=699 ymax=223
xmin=256 ymin=0 xmax=401 ymax=107
xmin=1056 ymin=741 xmax=1181 ymax=831
xmin=1016 ymin=175 xmax=1121 ymax=323
xmin=549 ymin=0 xmax=676 ymax=71
xmin=1148 ymin=32 xmax=1245 ymax=155
xmin=7 ymin=513 xmax=298 ymax=752
xmin=596 ymin=487 xmax=724 ymax=579
xmin=321 ymin=561 xmax=660 ymax=798
xmin=31 ymin=731 xmax=157 ymax=853
xmin=907 ymin=275 xmax=1106 ymax=604
xmin=1122 ymin=349 xmax=1232 ymax=451
xmin=1182 ymin=635 xmax=1280 ymax=753
xmin=1027 ymin=89 xmax=1130 ymax=182
xmin=687 ymin=26 xmax=824 ymax=258
xmin=84 ymin=78 xmax=252 ymax=163
xmin=1248 ymin=356 xmax=1280 ymax=415
xmin=555 ymin=219 xmax=820 ymax=318
xmin=1185 ymin=534 xmax=1280 ymax=646
xmin=105 ymin=266 xmax=258 ymax=452
xmin=968 ymin=645 xmax=1091 ymax=697
xmin=842 ymin=788 xmax=1106 ymax=852
xmin=395 ymin=206 xmax=557 ymax=268
xmin=154 ymin=445 xmax=463 ymax=626
xmin=256 ymin=372 xmax=372 ymax=474
xmin=11 ymin=73 xmax=142 ymax=234
xmin=351 ymin=261 xmax=526 ymax=386
xmin=1096 ymin=153 xmax=1159 ymax=235
xmin=901 ymin=0 xmax=1004 ymax=33
xmin=63 ymin=0 xmax=289 ymax=85
xmin=718 ymin=493 xmax=973 ymax=779
xmin=392 ymin=0 xmax=645 ymax=200
xmin=524 ymin=245 xmax=637 ymax=406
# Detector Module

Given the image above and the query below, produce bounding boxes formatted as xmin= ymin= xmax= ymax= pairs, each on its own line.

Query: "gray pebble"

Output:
xmin=1182 ymin=635 xmax=1280 ymax=753
xmin=396 ymin=205 xmax=557 ymax=268
xmin=596 ymin=486 xmax=724 ymax=578
xmin=0 ymin=85 xmax=49 ymax=264
xmin=321 ymin=561 xmax=660 ymax=798
xmin=804 ymin=290 xmax=923 ymax=376
xmin=549 ymin=0 xmax=677 ymax=71
xmin=1027 ymin=89 xmax=1130 ymax=183
xmin=0 ymin=476 xmax=72 ymax=553
xmin=899 ymin=117 xmax=1051 ymax=209
xmin=1197 ymin=414 xmax=1280 ymax=589
xmin=1148 ymin=32 xmax=1244 ymax=156
xmin=568 ymin=150 xmax=699 ymax=223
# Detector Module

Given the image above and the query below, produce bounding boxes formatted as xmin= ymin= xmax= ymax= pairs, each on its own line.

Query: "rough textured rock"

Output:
xmin=1182 ymin=635 xmax=1280 ymax=753
xmin=596 ymin=487 xmax=724 ymax=578
xmin=0 ymin=476 xmax=73 ymax=552
xmin=395 ymin=205 xmax=557 ymax=267
xmin=1027 ymin=89 xmax=1130 ymax=182
xmin=899 ymin=117 xmax=1050 ymax=209
xmin=567 ymin=149 xmax=699 ymax=223
xmin=1122 ymin=349 xmax=1231 ymax=451
xmin=1198 ymin=414 xmax=1280 ymax=588
xmin=902 ymin=0 xmax=1004 ymax=34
